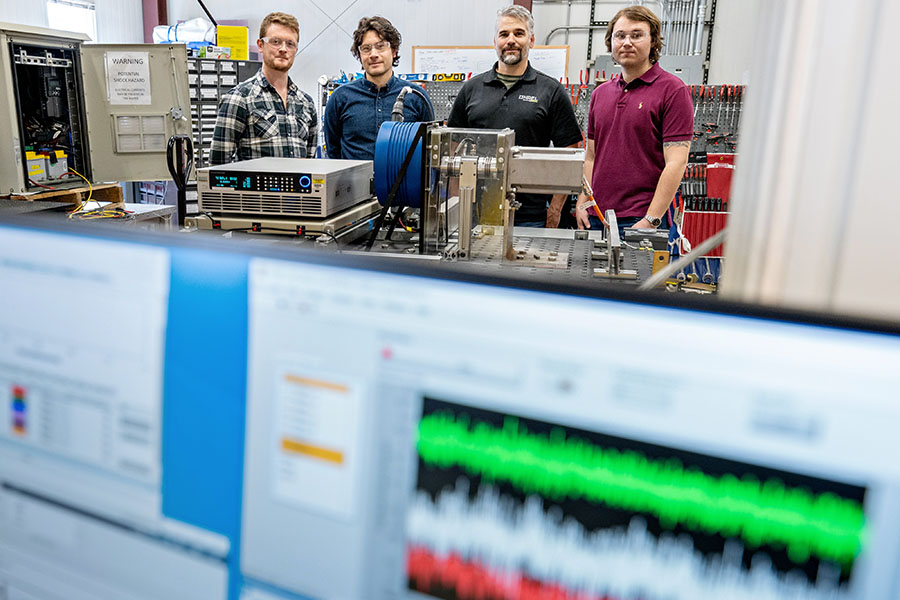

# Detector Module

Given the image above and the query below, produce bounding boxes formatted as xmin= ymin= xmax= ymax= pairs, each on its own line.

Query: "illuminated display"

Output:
xmin=211 ymin=173 xmax=241 ymax=189
xmin=209 ymin=172 xmax=314 ymax=194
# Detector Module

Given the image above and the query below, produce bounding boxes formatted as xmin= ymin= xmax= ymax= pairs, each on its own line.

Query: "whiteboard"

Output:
xmin=412 ymin=46 xmax=569 ymax=81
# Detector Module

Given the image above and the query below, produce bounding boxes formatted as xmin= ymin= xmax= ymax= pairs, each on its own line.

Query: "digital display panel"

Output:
xmin=210 ymin=173 xmax=242 ymax=189
xmin=209 ymin=172 xmax=312 ymax=194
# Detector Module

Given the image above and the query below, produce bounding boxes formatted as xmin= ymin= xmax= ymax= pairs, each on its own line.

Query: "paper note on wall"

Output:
xmin=105 ymin=52 xmax=151 ymax=105
xmin=217 ymin=26 xmax=249 ymax=60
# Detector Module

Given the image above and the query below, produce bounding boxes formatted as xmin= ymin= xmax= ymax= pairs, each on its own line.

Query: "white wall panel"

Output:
xmin=0 ymin=2 xmax=142 ymax=44
xmin=707 ymin=0 xmax=761 ymax=83
xmin=533 ymin=0 xmax=623 ymax=82
xmin=533 ymin=0 xmax=760 ymax=84
xmin=164 ymin=0 xmax=760 ymax=90
xmin=94 ymin=0 xmax=143 ymax=43
xmin=166 ymin=0 xmax=508 ymax=96
xmin=0 ymin=3 xmax=48 ymax=28
xmin=722 ymin=0 xmax=900 ymax=321
xmin=0 ymin=0 xmax=757 ymax=91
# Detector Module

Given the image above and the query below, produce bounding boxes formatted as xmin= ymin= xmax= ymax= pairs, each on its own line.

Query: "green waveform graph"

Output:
xmin=417 ymin=410 xmax=866 ymax=568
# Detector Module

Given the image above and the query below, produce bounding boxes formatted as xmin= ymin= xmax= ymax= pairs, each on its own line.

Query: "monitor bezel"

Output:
xmin=4 ymin=213 xmax=898 ymax=339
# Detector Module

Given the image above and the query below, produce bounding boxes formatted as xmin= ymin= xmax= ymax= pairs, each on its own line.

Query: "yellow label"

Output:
xmin=216 ymin=25 xmax=249 ymax=60
xmin=29 ymin=164 xmax=44 ymax=174
xmin=312 ymin=178 xmax=325 ymax=185
xmin=26 ymin=150 xmax=65 ymax=160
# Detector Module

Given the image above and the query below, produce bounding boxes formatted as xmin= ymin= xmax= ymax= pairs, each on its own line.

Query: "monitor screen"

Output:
xmin=1 ymin=219 xmax=898 ymax=600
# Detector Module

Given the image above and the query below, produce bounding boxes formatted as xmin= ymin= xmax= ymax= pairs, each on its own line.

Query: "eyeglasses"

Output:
xmin=612 ymin=30 xmax=648 ymax=43
xmin=261 ymin=37 xmax=298 ymax=52
xmin=359 ymin=40 xmax=390 ymax=55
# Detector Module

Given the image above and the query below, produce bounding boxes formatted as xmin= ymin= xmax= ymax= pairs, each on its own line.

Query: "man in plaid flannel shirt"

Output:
xmin=210 ymin=12 xmax=318 ymax=165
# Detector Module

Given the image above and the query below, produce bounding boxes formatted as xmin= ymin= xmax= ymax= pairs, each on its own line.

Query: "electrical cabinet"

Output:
xmin=0 ymin=22 xmax=191 ymax=194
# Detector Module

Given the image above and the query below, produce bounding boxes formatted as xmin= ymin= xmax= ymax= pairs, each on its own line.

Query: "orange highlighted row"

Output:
xmin=284 ymin=374 xmax=349 ymax=393
xmin=281 ymin=437 xmax=344 ymax=465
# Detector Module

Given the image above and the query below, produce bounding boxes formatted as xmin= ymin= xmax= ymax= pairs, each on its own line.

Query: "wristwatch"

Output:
xmin=644 ymin=214 xmax=662 ymax=228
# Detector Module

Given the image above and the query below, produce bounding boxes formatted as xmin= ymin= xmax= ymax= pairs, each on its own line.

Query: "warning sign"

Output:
xmin=105 ymin=52 xmax=151 ymax=105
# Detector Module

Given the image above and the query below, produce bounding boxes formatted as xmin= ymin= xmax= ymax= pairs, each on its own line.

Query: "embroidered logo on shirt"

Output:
xmin=518 ymin=94 xmax=539 ymax=103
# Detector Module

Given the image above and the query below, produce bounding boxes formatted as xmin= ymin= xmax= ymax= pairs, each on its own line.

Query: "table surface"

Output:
xmin=0 ymin=198 xmax=71 ymax=215
xmin=0 ymin=200 xmax=176 ymax=225
xmin=120 ymin=203 xmax=177 ymax=221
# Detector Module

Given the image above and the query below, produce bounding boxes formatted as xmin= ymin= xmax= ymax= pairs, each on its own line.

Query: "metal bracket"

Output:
xmin=703 ymin=0 xmax=718 ymax=83
xmin=592 ymin=210 xmax=637 ymax=279
xmin=501 ymin=189 xmax=519 ymax=261
xmin=14 ymin=49 xmax=72 ymax=68
xmin=457 ymin=158 xmax=478 ymax=260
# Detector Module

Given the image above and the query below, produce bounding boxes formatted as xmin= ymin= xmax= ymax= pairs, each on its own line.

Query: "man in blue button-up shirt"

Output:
xmin=324 ymin=16 xmax=432 ymax=161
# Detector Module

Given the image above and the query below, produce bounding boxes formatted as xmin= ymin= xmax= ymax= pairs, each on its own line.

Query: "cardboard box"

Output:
xmin=199 ymin=45 xmax=231 ymax=59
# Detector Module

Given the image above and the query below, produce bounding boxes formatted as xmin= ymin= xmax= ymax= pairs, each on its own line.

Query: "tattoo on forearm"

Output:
xmin=663 ymin=140 xmax=692 ymax=149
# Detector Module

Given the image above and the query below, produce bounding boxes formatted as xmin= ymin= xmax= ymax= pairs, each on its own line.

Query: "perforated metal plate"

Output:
xmin=369 ymin=233 xmax=647 ymax=285
xmin=427 ymin=80 xmax=593 ymax=134
xmin=426 ymin=81 xmax=464 ymax=123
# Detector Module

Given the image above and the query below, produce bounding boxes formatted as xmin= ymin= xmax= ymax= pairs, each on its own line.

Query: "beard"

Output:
xmin=498 ymin=46 xmax=524 ymax=65
xmin=264 ymin=55 xmax=293 ymax=73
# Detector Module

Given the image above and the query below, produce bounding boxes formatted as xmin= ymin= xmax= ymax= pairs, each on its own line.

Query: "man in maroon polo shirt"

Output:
xmin=575 ymin=6 xmax=693 ymax=233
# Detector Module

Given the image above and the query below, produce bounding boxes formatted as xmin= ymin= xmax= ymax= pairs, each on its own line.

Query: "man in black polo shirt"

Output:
xmin=448 ymin=5 xmax=582 ymax=227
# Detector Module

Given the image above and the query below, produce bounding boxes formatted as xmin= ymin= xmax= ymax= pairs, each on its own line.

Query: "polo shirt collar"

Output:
xmin=485 ymin=61 xmax=537 ymax=85
xmin=618 ymin=62 xmax=663 ymax=88
xmin=638 ymin=62 xmax=663 ymax=84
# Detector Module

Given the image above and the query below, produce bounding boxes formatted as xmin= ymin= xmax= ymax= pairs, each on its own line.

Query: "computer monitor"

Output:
xmin=1 ymin=217 xmax=899 ymax=600
xmin=0 ymin=221 xmax=238 ymax=599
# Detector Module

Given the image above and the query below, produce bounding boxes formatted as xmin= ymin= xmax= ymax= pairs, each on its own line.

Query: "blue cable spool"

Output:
xmin=374 ymin=121 xmax=425 ymax=208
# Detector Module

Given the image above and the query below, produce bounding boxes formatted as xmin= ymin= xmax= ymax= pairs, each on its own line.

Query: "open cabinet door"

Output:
xmin=80 ymin=43 xmax=192 ymax=182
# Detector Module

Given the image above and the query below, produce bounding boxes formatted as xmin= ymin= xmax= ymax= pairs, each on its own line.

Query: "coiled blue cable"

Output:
xmin=374 ymin=121 xmax=425 ymax=208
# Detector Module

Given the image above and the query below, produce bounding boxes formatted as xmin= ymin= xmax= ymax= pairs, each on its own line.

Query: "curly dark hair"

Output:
xmin=605 ymin=6 xmax=664 ymax=65
xmin=351 ymin=16 xmax=401 ymax=67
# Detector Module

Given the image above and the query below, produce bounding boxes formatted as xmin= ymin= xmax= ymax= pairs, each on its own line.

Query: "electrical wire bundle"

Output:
xmin=69 ymin=203 xmax=134 ymax=221
xmin=56 ymin=169 xmax=133 ymax=220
